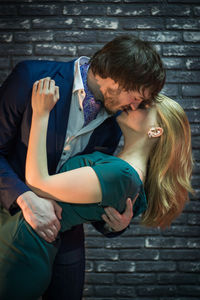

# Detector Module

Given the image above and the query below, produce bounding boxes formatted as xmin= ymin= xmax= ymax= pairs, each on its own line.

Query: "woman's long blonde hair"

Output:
xmin=141 ymin=94 xmax=194 ymax=228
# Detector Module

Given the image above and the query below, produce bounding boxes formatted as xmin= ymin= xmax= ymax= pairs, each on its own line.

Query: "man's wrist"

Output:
xmin=16 ymin=193 xmax=26 ymax=207
xmin=16 ymin=191 xmax=34 ymax=208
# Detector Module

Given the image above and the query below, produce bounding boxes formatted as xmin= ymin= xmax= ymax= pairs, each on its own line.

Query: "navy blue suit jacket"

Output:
xmin=0 ymin=60 xmax=121 ymax=215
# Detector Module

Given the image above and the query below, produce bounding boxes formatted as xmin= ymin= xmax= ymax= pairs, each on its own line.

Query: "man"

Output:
xmin=0 ymin=35 xmax=165 ymax=299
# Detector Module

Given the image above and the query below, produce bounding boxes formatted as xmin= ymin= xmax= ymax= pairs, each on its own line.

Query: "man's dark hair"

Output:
xmin=90 ymin=35 xmax=166 ymax=102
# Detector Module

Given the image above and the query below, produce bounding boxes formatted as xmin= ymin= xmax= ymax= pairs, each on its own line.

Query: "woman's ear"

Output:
xmin=148 ymin=127 xmax=163 ymax=139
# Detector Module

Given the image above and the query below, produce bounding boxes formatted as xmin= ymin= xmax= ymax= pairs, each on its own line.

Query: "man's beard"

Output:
xmin=90 ymin=89 xmax=114 ymax=114
xmin=103 ymin=97 xmax=118 ymax=114
xmin=94 ymin=96 xmax=117 ymax=115
xmin=87 ymin=78 xmax=118 ymax=114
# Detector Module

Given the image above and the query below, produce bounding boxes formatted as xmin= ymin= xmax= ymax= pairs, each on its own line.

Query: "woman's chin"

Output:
xmin=116 ymin=111 xmax=127 ymax=126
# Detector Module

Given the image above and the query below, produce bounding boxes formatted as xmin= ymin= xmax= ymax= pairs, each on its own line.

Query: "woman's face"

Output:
xmin=117 ymin=104 xmax=158 ymax=135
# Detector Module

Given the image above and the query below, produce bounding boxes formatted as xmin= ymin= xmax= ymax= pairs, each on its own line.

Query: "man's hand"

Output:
xmin=102 ymin=194 xmax=138 ymax=232
xmin=16 ymin=191 xmax=62 ymax=243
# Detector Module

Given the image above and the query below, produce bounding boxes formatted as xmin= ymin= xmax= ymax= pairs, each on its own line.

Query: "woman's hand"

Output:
xmin=31 ymin=77 xmax=59 ymax=116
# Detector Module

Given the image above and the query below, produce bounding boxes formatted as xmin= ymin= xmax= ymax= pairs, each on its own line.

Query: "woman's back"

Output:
xmin=0 ymin=151 xmax=147 ymax=299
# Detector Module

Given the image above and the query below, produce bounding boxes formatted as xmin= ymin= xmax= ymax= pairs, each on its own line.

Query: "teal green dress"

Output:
xmin=0 ymin=152 xmax=147 ymax=299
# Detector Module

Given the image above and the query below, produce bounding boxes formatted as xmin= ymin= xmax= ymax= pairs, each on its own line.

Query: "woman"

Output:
xmin=0 ymin=78 xmax=193 ymax=300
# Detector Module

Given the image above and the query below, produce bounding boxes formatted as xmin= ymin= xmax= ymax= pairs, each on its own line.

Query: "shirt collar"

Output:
xmin=72 ymin=56 xmax=90 ymax=93
xmin=71 ymin=57 xmax=110 ymax=121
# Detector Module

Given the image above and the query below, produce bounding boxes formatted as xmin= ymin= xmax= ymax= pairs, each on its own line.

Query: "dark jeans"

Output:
xmin=43 ymin=225 xmax=85 ymax=300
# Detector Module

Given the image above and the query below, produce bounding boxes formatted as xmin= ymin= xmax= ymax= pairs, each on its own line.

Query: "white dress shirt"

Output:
xmin=56 ymin=56 xmax=111 ymax=172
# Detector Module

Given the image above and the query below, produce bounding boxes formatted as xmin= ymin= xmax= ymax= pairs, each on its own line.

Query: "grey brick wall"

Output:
xmin=0 ymin=1 xmax=199 ymax=299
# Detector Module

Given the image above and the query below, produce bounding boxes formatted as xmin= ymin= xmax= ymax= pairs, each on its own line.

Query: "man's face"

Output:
xmin=87 ymin=70 xmax=151 ymax=114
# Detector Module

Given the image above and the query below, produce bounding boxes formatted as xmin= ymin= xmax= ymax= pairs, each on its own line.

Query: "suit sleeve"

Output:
xmin=0 ymin=61 xmax=32 ymax=211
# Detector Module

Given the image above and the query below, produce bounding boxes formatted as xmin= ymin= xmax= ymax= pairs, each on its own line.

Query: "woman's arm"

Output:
xmin=26 ymin=77 xmax=102 ymax=204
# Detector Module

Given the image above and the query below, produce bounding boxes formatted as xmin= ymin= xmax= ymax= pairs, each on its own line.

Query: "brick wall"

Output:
xmin=0 ymin=1 xmax=199 ymax=299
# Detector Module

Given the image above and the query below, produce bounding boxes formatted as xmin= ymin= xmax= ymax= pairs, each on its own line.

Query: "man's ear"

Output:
xmin=148 ymin=127 xmax=163 ymax=138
